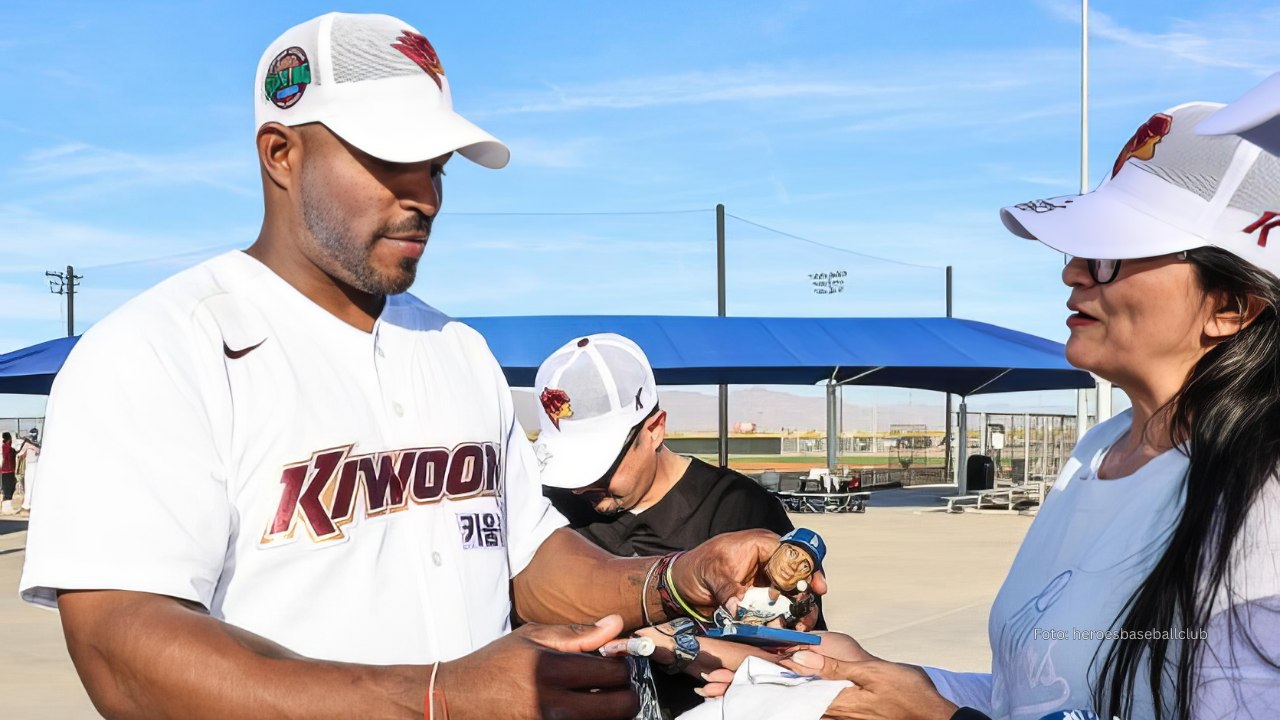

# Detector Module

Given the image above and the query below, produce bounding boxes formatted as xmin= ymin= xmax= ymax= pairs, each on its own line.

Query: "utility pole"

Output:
xmin=46 ymin=265 xmax=82 ymax=337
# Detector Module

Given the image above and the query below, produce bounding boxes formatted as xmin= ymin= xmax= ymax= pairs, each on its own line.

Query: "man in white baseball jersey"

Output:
xmin=18 ymin=13 xmax=817 ymax=720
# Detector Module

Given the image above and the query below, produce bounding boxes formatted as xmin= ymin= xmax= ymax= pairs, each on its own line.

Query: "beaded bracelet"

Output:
xmin=664 ymin=554 xmax=711 ymax=624
xmin=654 ymin=551 xmax=711 ymax=623
xmin=651 ymin=552 xmax=685 ymax=621
xmin=641 ymin=556 xmax=663 ymax=627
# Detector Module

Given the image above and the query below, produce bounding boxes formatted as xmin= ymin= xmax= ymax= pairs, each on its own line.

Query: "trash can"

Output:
xmin=967 ymin=454 xmax=995 ymax=492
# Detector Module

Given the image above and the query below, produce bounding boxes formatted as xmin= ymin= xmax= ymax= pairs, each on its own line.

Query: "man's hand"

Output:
xmin=437 ymin=614 xmax=639 ymax=720
xmin=779 ymin=654 xmax=957 ymax=720
xmin=672 ymin=529 xmax=828 ymax=631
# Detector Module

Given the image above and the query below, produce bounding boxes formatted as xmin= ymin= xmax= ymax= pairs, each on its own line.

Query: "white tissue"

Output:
xmin=678 ymin=656 xmax=852 ymax=720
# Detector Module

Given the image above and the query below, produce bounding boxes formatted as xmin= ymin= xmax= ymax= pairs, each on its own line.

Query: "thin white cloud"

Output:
xmin=0 ymin=282 xmax=63 ymax=322
xmin=481 ymin=70 xmax=908 ymax=116
xmin=1042 ymin=0 xmax=1280 ymax=72
xmin=503 ymin=137 xmax=600 ymax=169
xmin=12 ymin=141 xmax=256 ymax=199
xmin=0 ymin=204 xmax=252 ymax=270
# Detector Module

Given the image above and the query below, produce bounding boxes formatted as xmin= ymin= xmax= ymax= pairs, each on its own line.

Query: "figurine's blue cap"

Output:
xmin=780 ymin=528 xmax=825 ymax=568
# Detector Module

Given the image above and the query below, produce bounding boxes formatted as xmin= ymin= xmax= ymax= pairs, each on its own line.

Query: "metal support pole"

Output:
xmin=1076 ymin=388 xmax=1089 ymax=442
xmin=1022 ymin=413 xmax=1031 ymax=483
xmin=957 ymin=399 xmax=969 ymax=494
xmin=944 ymin=265 xmax=953 ymax=485
xmin=1097 ymin=377 xmax=1113 ymax=422
xmin=717 ymin=204 xmax=728 ymax=467
xmin=826 ymin=381 xmax=838 ymax=476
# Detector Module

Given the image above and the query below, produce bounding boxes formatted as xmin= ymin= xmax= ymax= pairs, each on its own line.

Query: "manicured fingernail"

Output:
xmin=791 ymin=651 xmax=823 ymax=669
xmin=693 ymin=688 xmax=708 ymax=697
xmin=700 ymin=672 xmax=712 ymax=681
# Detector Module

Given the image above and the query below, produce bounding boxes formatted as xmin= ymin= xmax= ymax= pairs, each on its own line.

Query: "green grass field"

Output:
xmin=691 ymin=454 xmax=948 ymax=467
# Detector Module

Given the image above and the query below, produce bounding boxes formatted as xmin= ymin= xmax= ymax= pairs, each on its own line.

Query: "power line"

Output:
xmin=724 ymin=212 xmax=944 ymax=270
xmin=80 ymin=243 xmax=243 ymax=271
xmin=445 ymin=209 xmax=710 ymax=217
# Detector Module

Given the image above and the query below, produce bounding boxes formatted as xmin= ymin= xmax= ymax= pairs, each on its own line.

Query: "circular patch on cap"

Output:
xmin=577 ymin=338 xmax=590 ymax=347
xmin=264 ymin=46 xmax=312 ymax=110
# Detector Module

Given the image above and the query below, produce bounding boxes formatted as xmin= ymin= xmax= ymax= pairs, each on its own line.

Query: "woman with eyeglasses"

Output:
xmin=697 ymin=103 xmax=1280 ymax=720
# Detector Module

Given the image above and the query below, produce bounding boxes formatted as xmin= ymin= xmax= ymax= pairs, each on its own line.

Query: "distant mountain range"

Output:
xmin=513 ymin=386 xmax=1077 ymax=434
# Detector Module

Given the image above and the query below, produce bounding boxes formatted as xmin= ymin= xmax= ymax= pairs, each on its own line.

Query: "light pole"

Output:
xmin=1075 ymin=0 xmax=1094 ymax=439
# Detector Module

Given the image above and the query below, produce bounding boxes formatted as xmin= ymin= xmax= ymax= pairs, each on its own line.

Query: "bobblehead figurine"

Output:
xmin=731 ymin=528 xmax=825 ymax=628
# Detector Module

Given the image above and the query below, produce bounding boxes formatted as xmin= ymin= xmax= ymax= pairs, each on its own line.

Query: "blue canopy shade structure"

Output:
xmin=0 ymin=315 xmax=1090 ymax=396
xmin=464 ymin=316 xmax=1092 ymax=396
xmin=0 ymin=336 xmax=78 ymax=395
xmin=0 ymin=315 xmax=1088 ymax=491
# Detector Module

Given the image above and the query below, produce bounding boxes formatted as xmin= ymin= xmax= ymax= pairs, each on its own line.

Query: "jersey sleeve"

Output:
xmin=486 ymin=357 xmax=567 ymax=578
xmin=19 ymin=308 xmax=232 ymax=610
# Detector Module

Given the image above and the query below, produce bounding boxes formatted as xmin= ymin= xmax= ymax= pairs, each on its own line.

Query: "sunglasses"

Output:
xmin=1065 ymin=251 xmax=1188 ymax=285
xmin=576 ymin=404 xmax=662 ymax=495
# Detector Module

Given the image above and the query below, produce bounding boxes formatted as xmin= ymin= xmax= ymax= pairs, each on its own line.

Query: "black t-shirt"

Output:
xmin=545 ymin=457 xmax=799 ymax=717
xmin=548 ymin=457 xmax=795 ymax=556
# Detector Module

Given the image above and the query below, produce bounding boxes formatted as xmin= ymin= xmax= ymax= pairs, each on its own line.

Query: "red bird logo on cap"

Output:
xmin=540 ymin=388 xmax=573 ymax=430
xmin=391 ymin=31 xmax=445 ymax=90
xmin=1111 ymin=113 xmax=1173 ymax=178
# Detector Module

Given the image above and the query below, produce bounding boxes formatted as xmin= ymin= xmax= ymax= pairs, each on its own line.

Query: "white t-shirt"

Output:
xmin=926 ymin=410 xmax=1280 ymax=719
xmin=20 ymin=251 xmax=567 ymax=665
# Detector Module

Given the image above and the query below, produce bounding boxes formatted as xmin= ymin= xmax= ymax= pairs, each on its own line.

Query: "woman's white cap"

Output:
xmin=1000 ymin=102 xmax=1280 ymax=278
xmin=1197 ymin=72 xmax=1280 ymax=156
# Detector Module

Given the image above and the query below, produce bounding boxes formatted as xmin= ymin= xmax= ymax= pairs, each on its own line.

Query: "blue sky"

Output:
xmin=3 ymin=0 xmax=1280 ymax=419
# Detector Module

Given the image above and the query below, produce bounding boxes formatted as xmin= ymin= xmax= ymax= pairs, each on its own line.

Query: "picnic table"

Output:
xmin=776 ymin=490 xmax=871 ymax=514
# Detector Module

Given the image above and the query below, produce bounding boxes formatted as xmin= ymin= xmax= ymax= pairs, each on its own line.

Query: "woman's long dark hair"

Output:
xmin=1094 ymin=246 xmax=1280 ymax=719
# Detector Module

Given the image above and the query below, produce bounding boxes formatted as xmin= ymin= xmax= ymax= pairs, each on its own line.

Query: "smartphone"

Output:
xmin=704 ymin=624 xmax=822 ymax=647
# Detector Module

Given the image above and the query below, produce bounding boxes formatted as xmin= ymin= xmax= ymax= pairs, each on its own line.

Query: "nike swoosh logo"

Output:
xmin=223 ymin=339 xmax=267 ymax=359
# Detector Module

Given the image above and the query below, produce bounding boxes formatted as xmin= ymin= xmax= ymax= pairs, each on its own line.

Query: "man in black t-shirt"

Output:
xmin=531 ymin=333 xmax=803 ymax=716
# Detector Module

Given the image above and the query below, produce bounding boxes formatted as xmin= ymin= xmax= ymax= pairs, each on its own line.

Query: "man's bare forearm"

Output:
xmin=58 ymin=590 xmax=427 ymax=720
xmin=513 ymin=528 xmax=667 ymax=629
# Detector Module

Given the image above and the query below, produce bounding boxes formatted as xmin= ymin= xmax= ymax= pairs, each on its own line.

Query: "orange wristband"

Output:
xmin=425 ymin=662 xmax=440 ymax=720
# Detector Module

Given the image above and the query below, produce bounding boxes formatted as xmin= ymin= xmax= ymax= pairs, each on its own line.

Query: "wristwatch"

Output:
xmin=658 ymin=618 xmax=700 ymax=675
xmin=663 ymin=632 xmax=700 ymax=675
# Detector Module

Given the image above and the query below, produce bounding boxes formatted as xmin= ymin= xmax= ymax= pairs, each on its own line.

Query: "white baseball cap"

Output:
xmin=254 ymin=12 xmax=509 ymax=168
xmin=1000 ymin=102 xmax=1280 ymax=279
xmin=1197 ymin=72 xmax=1280 ymax=156
xmin=532 ymin=334 xmax=659 ymax=490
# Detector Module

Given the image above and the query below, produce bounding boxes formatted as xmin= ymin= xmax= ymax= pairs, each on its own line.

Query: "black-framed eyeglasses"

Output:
xmin=1065 ymin=251 xmax=1188 ymax=285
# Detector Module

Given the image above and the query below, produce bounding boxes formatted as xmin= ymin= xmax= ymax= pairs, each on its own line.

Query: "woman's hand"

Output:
xmin=781 ymin=653 xmax=957 ymax=720
xmin=782 ymin=632 xmax=878 ymax=663
xmin=633 ymin=622 xmax=777 ymax=682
